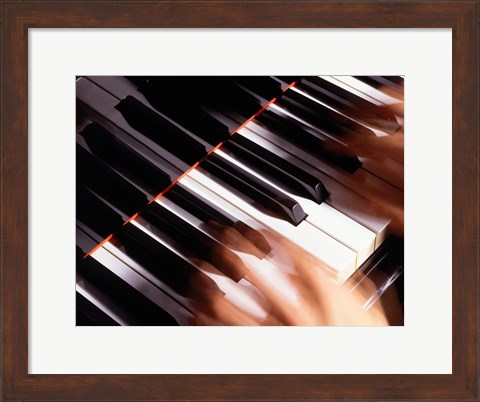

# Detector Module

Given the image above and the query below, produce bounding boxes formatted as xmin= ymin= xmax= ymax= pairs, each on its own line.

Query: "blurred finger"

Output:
xmin=259 ymin=314 xmax=285 ymax=326
xmin=207 ymin=220 xmax=264 ymax=258
xmin=209 ymin=244 xmax=250 ymax=281
xmin=361 ymin=104 xmax=403 ymax=133
xmin=370 ymin=130 xmax=404 ymax=163
xmin=200 ymin=293 xmax=260 ymax=326
xmin=384 ymin=102 xmax=404 ymax=118
xmin=244 ymin=268 xmax=306 ymax=325
xmin=233 ymin=221 xmax=272 ymax=255
xmin=274 ymin=237 xmax=330 ymax=296
xmin=346 ymin=130 xmax=404 ymax=165
xmin=381 ymin=86 xmax=404 ymax=102
xmin=188 ymin=260 xmax=226 ymax=301
xmin=194 ymin=311 xmax=225 ymax=326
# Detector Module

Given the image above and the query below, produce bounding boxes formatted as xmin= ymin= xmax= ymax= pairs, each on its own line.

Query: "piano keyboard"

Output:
xmin=76 ymin=75 xmax=404 ymax=326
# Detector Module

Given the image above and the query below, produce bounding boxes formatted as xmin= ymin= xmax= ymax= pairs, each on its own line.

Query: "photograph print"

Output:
xmin=75 ymin=75 xmax=404 ymax=326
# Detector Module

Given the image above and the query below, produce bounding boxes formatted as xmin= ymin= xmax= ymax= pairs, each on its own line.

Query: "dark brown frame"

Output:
xmin=1 ymin=1 xmax=478 ymax=400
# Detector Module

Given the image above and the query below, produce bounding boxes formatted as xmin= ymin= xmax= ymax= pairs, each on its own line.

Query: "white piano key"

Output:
xmin=330 ymin=76 xmax=401 ymax=105
xmin=215 ymin=148 xmax=376 ymax=267
xmin=321 ymin=76 xmax=383 ymax=105
xmin=155 ymin=196 xmax=218 ymax=239
xmin=134 ymin=210 xmax=269 ymax=320
xmin=154 ymin=196 xmax=272 ymax=320
xmin=268 ymin=102 xmax=347 ymax=145
xmin=291 ymin=86 xmax=348 ymax=116
xmin=180 ymin=176 xmax=343 ymax=294
xmin=305 ymin=203 xmax=375 ymax=267
xmin=102 ymin=239 xmax=193 ymax=311
xmin=188 ymin=168 xmax=357 ymax=284
xmin=180 ymin=176 xmax=328 ymax=279
xmin=179 ymin=175 xmax=266 ymax=230
xmin=293 ymin=80 xmax=394 ymax=138
xmin=76 ymin=277 xmax=127 ymax=325
xmin=288 ymin=85 xmax=387 ymax=138
xmin=197 ymin=266 xmax=268 ymax=321
xmin=237 ymin=127 xmax=392 ymax=248
xmin=92 ymin=246 xmax=194 ymax=325
xmin=129 ymin=216 xmax=232 ymax=287
xmin=359 ymin=155 xmax=404 ymax=191
xmin=236 ymin=251 xmax=301 ymax=308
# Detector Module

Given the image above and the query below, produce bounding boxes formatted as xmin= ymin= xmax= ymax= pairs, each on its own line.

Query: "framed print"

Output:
xmin=1 ymin=1 xmax=478 ymax=401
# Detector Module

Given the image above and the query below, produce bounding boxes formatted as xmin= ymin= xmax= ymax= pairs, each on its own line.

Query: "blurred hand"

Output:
xmin=190 ymin=223 xmax=402 ymax=326
xmin=189 ymin=81 xmax=405 ymax=326
xmin=350 ymin=101 xmax=404 ymax=162
xmin=345 ymin=85 xmax=405 ymax=236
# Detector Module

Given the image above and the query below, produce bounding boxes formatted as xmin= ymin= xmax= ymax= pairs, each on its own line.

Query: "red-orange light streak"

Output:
xmin=83 ymin=234 xmax=113 ymax=258
xmin=83 ymin=79 xmax=299 ymax=258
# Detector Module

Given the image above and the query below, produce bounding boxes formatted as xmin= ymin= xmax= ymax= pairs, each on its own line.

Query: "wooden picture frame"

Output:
xmin=1 ymin=1 xmax=478 ymax=400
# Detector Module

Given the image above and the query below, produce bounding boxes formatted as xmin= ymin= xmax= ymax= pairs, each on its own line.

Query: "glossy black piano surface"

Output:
xmin=76 ymin=75 xmax=404 ymax=326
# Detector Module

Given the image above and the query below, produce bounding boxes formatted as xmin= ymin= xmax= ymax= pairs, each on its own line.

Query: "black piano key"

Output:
xmin=353 ymin=76 xmax=404 ymax=97
xmin=277 ymin=89 xmax=376 ymax=139
xmin=202 ymin=153 xmax=307 ymax=226
xmin=381 ymin=76 xmax=404 ymax=87
xmin=354 ymin=75 xmax=403 ymax=88
xmin=189 ymin=77 xmax=263 ymax=118
xmin=124 ymin=76 xmax=150 ymax=87
xmin=76 ymin=185 xmax=124 ymax=241
xmin=77 ymin=145 xmax=148 ymax=217
xmin=80 ymin=123 xmax=173 ymax=198
xmin=114 ymin=95 xmax=207 ymax=165
xmin=77 ymin=77 xmax=190 ymax=174
xmin=225 ymin=135 xmax=329 ymax=203
xmin=76 ymin=225 xmax=100 ymax=255
xmin=116 ymin=223 xmax=219 ymax=297
xmin=144 ymin=205 xmax=205 ymax=255
xmin=198 ymin=106 xmax=244 ymax=132
xmin=144 ymin=77 xmax=247 ymax=129
xmin=145 ymin=203 xmax=247 ymax=282
xmin=139 ymin=80 xmax=231 ymax=146
xmin=233 ymin=76 xmax=283 ymax=100
xmin=77 ymin=247 xmax=179 ymax=325
xmin=298 ymin=77 xmax=401 ymax=130
xmin=76 ymin=291 xmax=119 ymax=326
xmin=166 ymin=184 xmax=236 ymax=227
xmin=255 ymin=110 xmax=362 ymax=173
xmin=272 ymin=76 xmax=301 ymax=85
xmin=75 ymin=222 xmax=103 ymax=255
xmin=166 ymin=184 xmax=272 ymax=255
xmin=352 ymin=76 xmax=386 ymax=89
xmin=153 ymin=77 xmax=262 ymax=119
xmin=300 ymin=76 xmax=366 ymax=110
